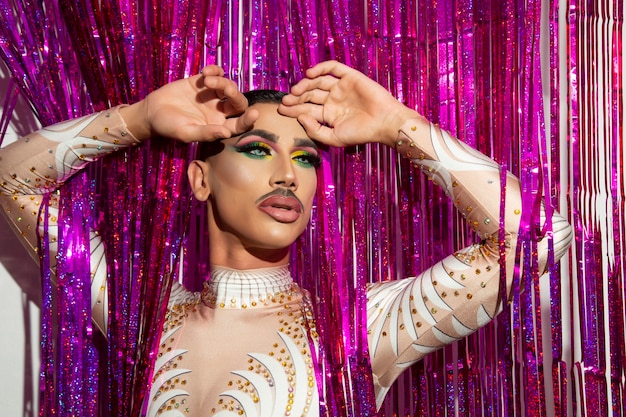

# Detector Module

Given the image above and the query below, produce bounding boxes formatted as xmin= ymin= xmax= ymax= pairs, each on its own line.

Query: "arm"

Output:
xmin=365 ymin=122 xmax=571 ymax=406
xmin=0 ymin=108 xmax=140 ymax=334
xmin=0 ymin=66 xmax=258 ymax=334
xmin=279 ymin=60 xmax=573 ymax=407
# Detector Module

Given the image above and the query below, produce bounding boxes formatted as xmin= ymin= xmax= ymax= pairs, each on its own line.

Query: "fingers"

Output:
xmin=200 ymin=65 xmax=225 ymax=77
xmin=226 ymin=108 xmax=259 ymax=135
xmin=288 ymin=75 xmax=338 ymax=98
xmin=276 ymin=102 xmax=300 ymax=118
xmin=296 ymin=114 xmax=334 ymax=145
xmin=177 ymin=123 xmax=232 ymax=142
xmin=196 ymin=69 xmax=248 ymax=114
xmin=201 ymin=75 xmax=239 ymax=97
xmin=277 ymin=102 xmax=323 ymax=123
xmin=281 ymin=88 xmax=329 ymax=106
xmin=304 ymin=60 xmax=351 ymax=79
xmin=280 ymin=73 xmax=335 ymax=123
xmin=176 ymin=108 xmax=259 ymax=143
xmin=220 ymin=82 xmax=249 ymax=113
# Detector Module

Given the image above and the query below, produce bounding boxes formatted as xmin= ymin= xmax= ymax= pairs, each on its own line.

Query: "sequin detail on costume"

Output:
xmin=147 ymin=266 xmax=320 ymax=417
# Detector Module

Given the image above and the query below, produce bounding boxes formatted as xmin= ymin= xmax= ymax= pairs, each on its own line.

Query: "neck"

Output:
xmin=206 ymin=203 xmax=294 ymax=269
xmin=209 ymin=244 xmax=291 ymax=270
xmin=202 ymin=264 xmax=295 ymax=309
xmin=211 ymin=245 xmax=289 ymax=270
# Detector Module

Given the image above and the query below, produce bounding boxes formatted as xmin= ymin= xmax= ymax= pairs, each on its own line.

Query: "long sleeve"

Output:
xmin=366 ymin=121 xmax=572 ymax=407
xmin=0 ymin=107 xmax=140 ymax=334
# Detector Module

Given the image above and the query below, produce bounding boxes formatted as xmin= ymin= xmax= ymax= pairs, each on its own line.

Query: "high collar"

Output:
xmin=201 ymin=264 xmax=296 ymax=309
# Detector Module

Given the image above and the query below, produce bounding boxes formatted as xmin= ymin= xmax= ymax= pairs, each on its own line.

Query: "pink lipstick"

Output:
xmin=257 ymin=193 xmax=303 ymax=223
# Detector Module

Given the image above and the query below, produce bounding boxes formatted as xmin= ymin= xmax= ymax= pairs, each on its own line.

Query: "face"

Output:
xmin=190 ymin=103 xmax=320 ymax=258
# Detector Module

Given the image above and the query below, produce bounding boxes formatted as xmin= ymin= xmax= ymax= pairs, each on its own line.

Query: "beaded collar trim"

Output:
xmin=201 ymin=264 xmax=296 ymax=309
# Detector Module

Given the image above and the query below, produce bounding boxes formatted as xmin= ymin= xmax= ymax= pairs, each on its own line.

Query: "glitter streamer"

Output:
xmin=0 ymin=0 xmax=99 ymax=414
xmin=493 ymin=0 xmax=520 ymax=414
xmin=0 ymin=0 xmax=93 ymax=123
xmin=570 ymin=2 xmax=605 ymax=414
xmin=56 ymin=172 xmax=99 ymax=416
xmin=607 ymin=3 xmax=626 ymax=415
xmin=567 ymin=1 xmax=626 ymax=414
xmin=38 ymin=194 xmax=55 ymax=415
xmin=3 ymin=0 xmax=625 ymax=416
xmin=546 ymin=1 xmax=567 ymax=415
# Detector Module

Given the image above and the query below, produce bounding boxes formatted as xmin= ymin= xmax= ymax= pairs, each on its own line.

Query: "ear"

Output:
xmin=188 ymin=159 xmax=211 ymax=201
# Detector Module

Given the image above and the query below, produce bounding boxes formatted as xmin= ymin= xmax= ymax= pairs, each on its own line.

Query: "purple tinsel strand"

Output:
xmin=569 ymin=2 xmax=611 ymax=414
xmin=495 ymin=0 xmax=520 ymax=413
xmin=606 ymin=2 xmax=626 ymax=415
xmin=8 ymin=0 xmax=621 ymax=416
xmin=56 ymin=173 xmax=99 ymax=416
xmin=566 ymin=2 xmax=581 ymax=411
xmin=319 ymin=151 xmax=349 ymax=416
xmin=38 ymin=194 xmax=55 ymax=415
xmin=518 ymin=0 xmax=559 ymax=415
xmin=547 ymin=0 xmax=567 ymax=415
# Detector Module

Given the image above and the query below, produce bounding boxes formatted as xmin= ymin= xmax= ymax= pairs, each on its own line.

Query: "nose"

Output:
xmin=269 ymin=154 xmax=298 ymax=189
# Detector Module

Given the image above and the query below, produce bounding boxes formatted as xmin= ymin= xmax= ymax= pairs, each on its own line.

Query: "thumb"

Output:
xmin=179 ymin=124 xmax=232 ymax=142
xmin=229 ymin=108 xmax=259 ymax=135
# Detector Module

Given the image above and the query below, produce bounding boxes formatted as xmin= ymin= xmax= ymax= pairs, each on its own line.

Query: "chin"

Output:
xmin=244 ymin=222 xmax=307 ymax=251
xmin=253 ymin=231 xmax=301 ymax=249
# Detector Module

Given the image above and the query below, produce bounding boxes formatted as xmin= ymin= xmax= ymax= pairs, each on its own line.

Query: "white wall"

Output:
xmin=0 ymin=60 xmax=42 ymax=416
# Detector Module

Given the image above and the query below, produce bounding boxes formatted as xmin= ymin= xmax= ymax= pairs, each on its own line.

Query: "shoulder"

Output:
xmin=168 ymin=281 xmax=201 ymax=309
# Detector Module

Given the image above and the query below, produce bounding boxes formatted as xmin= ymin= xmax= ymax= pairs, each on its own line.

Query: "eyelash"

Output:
xmin=292 ymin=150 xmax=322 ymax=168
xmin=234 ymin=142 xmax=322 ymax=168
xmin=234 ymin=141 xmax=272 ymax=159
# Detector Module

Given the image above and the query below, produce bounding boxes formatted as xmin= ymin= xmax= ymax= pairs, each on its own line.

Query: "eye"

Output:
xmin=234 ymin=141 xmax=273 ymax=159
xmin=292 ymin=150 xmax=322 ymax=168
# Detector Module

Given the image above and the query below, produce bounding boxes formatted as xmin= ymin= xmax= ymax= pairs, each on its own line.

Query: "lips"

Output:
xmin=257 ymin=195 xmax=303 ymax=223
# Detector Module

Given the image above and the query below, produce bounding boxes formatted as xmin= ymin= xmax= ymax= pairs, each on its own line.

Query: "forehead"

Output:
xmin=245 ymin=103 xmax=309 ymax=140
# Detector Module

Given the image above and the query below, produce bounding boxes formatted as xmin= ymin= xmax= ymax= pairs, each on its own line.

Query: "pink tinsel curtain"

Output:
xmin=0 ymin=0 xmax=624 ymax=416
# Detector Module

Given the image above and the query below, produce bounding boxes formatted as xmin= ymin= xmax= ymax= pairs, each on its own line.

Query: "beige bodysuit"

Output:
xmin=0 ymin=107 xmax=572 ymax=416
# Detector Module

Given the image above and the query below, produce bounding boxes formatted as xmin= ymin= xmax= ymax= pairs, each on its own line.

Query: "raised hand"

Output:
xmin=278 ymin=61 xmax=424 ymax=148
xmin=121 ymin=66 xmax=258 ymax=142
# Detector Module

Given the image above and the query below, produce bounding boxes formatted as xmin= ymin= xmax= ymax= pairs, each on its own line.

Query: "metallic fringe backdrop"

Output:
xmin=0 ymin=0 xmax=624 ymax=416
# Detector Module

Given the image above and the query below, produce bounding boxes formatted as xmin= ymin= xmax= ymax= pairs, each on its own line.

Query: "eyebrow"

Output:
xmin=236 ymin=129 xmax=278 ymax=143
xmin=294 ymin=137 xmax=319 ymax=151
xmin=237 ymin=129 xmax=319 ymax=152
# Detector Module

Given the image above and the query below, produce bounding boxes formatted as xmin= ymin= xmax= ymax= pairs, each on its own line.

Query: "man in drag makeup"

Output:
xmin=0 ymin=61 xmax=572 ymax=416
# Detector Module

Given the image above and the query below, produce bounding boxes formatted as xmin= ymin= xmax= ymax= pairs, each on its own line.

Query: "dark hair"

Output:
xmin=244 ymin=89 xmax=286 ymax=106
xmin=197 ymin=89 xmax=286 ymax=160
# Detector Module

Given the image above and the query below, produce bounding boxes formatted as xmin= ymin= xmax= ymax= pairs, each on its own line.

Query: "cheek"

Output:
xmin=300 ymin=171 xmax=318 ymax=211
xmin=211 ymin=160 xmax=262 ymax=193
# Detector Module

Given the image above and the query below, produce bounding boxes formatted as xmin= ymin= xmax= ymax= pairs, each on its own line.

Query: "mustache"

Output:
xmin=255 ymin=188 xmax=303 ymax=209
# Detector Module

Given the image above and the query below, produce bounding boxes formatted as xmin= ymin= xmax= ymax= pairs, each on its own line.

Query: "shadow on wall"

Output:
xmin=0 ymin=215 xmax=42 ymax=304
xmin=0 ymin=58 xmax=43 ymax=305
xmin=0 ymin=56 xmax=44 ymax=302
xmin=0 ymin=60 xmax=44 ymax=417
xmin=0 ymin=200 xmax=41 ymax=417
xmin=0 ymin=62 xmax=42 ymax=143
